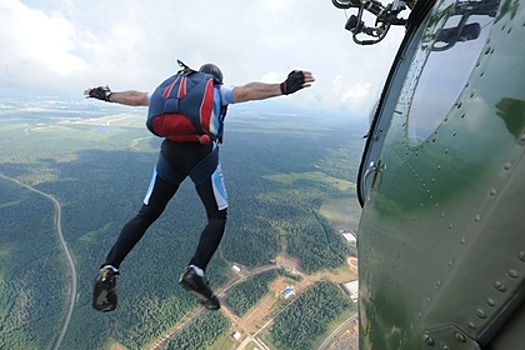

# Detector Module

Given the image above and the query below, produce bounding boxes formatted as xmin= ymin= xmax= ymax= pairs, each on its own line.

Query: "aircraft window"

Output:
xmin=406 ymin=0 xmax=498 ymax=145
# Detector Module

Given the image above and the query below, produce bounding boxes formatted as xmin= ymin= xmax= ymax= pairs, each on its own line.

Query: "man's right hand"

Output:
xmin=84 ymin=86 xmax=112 ymax=102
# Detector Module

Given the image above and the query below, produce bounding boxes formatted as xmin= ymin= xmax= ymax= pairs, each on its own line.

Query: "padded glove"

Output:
xmin=280 ymin=71 xmax=305 ymax=95
xmin=89 ymin=86 xmax=113 ymax=102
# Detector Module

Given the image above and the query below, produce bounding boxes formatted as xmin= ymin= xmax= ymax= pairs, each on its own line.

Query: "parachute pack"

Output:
xmin=146 ymin=63 xmax=227 ymax=144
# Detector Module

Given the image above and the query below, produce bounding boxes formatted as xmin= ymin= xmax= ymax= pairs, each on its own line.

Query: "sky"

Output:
xmin=0 ymin=0 xmax=407 ymax=117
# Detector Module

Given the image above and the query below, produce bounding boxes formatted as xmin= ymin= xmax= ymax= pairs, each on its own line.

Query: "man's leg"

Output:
xmin=179 ymin=160 xmax=228 ymax=310
xmin=189 ymin=179 xmax=227 ymax=269
xmin=104 ymin=171 xmax=180 ymax=268
xmin=93 ymin=169 xmax=180 ymax=312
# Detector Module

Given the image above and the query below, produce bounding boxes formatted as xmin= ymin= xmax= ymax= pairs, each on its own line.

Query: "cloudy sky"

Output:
xmin=0 ymin=0 xmax=407 ymax=117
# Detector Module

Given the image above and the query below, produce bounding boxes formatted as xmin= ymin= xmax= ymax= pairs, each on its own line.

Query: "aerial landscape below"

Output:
xmin=0 ymin=97 xmax=366 ymax=349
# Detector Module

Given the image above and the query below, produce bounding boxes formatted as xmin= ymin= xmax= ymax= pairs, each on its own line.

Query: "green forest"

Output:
xmin=225 ymin=269 xmax=279 ymax=316
xmin=270 ymin=281 xmax=356 ymax=350
xmin=0 ymin=98 xmax=365 ymax=349
xmin=164 ymin=311 xmax=230 ymax=350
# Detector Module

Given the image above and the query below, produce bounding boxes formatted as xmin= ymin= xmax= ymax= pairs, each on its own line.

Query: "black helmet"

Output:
xmin=199 ymin=63 xmax=223 ymax=83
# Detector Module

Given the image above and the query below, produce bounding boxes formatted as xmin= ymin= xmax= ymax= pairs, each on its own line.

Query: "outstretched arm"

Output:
xmin=107 ymin=90 xmax=149 ymax=106
xmin=84 ymin=86 xmax=149 ymax=106
xmin=231 ymin=70 xmax=315 ymax=103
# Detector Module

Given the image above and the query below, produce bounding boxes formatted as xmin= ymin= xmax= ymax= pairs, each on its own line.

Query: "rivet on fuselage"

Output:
xmin=487 ymin=298 xmax=496 ymax=307
xmin=454 ymin=332 xmax=467 ymax=343
xmin=508 ymin=270 xmax=519 ymax=279
xmin=519 ymin=251 xmax=525 ymax=262
xmin=423 ymin=334 xmax=435 ymax=346
xmin=490 ymin=188 xmax=498 ymax=196
xmin=494 ymin=281 xmax=507 ymax=292
xmin=476 ymin=309 xmax=487 ymax=319
xmin=468 ymin=322 xmax=477 ymax=330
xmin=460 ymin=238 xmax=466 ymax=245
xmin=504 ymin=162 xmax=512 ymax=170
xmin=474 ymin=215 xmax=481 ymax=222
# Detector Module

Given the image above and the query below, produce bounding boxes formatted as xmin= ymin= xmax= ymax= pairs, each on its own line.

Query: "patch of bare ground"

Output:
xmin=327 ymin=318 xmax=359 ymax=350
xmin=274 ymin=255 xmax=303 ymax=273
xmin=269 ymin=277 xmax=290 ymax=294
xmin=241 ymin=293 xmax=277 ymax=334
xmin=238 ymin=276 xmax=297 ymax=333
xmin=109 ymin=343 xmax=127 ymax=350
xmin=348 ymin=257 xmax=358 ymax=272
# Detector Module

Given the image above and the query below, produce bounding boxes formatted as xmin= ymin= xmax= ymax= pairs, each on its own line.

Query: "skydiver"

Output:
xmin=84 ymin=63 xmax=315 ymax=312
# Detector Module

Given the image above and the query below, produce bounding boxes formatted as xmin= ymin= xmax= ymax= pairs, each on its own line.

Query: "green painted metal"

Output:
xmin=355 ymin=0 xmax=525 ymax=348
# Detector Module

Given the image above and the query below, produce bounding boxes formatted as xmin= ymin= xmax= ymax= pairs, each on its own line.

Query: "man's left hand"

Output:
xmin=280 ymin=70 xmax=314 ymax=95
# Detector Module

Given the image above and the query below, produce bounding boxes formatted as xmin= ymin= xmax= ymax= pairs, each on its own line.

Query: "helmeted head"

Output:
xmin=199 ymin=63 xmax=223 ymax=83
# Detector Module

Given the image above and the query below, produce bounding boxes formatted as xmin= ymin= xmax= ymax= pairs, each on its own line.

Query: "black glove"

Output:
xmin=280 ymin=71 xmax=305 ymax=95
xmin=89 ymin=86 xmax=112 ymax=102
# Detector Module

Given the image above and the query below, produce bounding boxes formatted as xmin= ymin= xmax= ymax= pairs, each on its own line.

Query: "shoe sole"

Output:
xmin=202 ymin=295 xmax=221 ymax=310
xmin=179 ymin=280 xmax=221 ymax=310
xmin=93 ymin=278 xmax=117 ymax=312
xmin=93 ymin=288 xmax=117 ymax=312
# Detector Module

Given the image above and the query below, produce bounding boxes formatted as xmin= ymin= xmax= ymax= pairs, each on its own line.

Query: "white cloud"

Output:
xmin=0 ymin=0 xmax=406 ymax=117
xmin=258 ymin=0 xmax=290 ymax=11
xmin=0 ymin=0 xmax=85 ymax=78
xmin=336 ymin=75 xmax=372 ymax=104
xmin=260 ymin=72 xmax=281 ymax=84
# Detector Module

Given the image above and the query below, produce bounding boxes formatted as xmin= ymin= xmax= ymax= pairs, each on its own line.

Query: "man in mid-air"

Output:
xmin=85 ymin=61 xmax=315 ymax=312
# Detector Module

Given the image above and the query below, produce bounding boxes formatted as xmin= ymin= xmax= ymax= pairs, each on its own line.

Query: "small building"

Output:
xmin=283 ymin=286 xmax=295 ymax=299
xmin=342 ymin=280 xmax=358 ymax=302
xmin=232 ymin=265 xmax=241 ymax=273
xmin=342 ymin=233 xmax=357 ymax=243
xmin=232 ymin=331 xmax=241 ymax=340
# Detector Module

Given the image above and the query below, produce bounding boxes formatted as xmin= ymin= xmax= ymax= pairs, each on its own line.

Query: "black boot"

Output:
xmin=179 ymin=267 xmax=220 ymax=310
xmin=92 ymin=265 xmax=118 ymax=312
